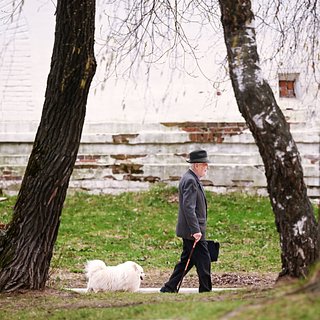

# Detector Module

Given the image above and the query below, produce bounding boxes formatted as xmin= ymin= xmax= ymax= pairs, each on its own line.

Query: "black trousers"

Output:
xmin=162 ymin=239 xmax=212 ymax=292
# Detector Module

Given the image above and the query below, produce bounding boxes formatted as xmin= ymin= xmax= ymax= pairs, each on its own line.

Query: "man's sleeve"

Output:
xmin=182 ymin=179 xmax=200 ymax=235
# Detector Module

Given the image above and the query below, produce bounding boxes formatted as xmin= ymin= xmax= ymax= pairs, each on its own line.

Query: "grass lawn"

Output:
xmin=52 ymin=186 xmax=281 ymax=274
xmin=0 ymin=185 xmax=319 ymax=319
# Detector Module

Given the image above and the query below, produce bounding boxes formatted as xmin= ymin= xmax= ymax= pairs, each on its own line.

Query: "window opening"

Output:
xmin=278 ymin=73 xmax=299 ymax=98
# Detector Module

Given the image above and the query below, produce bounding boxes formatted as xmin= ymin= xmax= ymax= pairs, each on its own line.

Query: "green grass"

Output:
xmin=0 ymin=288 xmax=319 ymax=320
xmin=49 ymin=186 xmax=280 ymax=273
xmin=0 ymin=186 xmax=319 ymax=319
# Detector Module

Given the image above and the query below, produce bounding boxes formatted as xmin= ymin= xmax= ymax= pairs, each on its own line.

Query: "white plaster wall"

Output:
xmin=0 ymin=0 xmax=319 ymax=126
xmin=0 ymin=1 xmax=319 ymax=198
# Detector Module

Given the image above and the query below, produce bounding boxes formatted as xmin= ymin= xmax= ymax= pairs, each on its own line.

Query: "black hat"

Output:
xmin=186 ymin=149 xmax=210 ymax=163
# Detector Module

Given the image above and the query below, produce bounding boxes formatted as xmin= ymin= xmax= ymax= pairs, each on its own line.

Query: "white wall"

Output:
xmin=0 ymin=0 xmax=319 ymax=125
xmin=0 ymin=1 xmax=319 ymax=199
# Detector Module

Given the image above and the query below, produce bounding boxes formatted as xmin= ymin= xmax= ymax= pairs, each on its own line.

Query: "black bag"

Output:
xmin=207 ymin=240 xmax=220 ymax=262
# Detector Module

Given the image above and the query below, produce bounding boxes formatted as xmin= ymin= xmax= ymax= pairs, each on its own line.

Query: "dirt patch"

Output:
xmin=141 ymin=269 xmax=277 ymax=289
xmin=49 ymin=269 xmax=277 ymax=290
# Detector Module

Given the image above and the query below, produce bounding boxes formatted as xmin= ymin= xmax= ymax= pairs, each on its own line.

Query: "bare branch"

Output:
xmin=97 ymin=0 xmax=220 ymax=82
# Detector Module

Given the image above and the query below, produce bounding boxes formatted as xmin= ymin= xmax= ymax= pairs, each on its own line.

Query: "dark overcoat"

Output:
xmin=176 ymin=169 xmax=208 ymax=240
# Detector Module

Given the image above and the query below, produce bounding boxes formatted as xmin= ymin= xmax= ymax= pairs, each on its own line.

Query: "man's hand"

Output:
xmin=192 ymin=232 xmax=202 ymax=243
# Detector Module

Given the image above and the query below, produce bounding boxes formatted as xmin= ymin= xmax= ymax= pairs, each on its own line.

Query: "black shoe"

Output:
xmin=160 ymin=286 xmax=175 ymax=293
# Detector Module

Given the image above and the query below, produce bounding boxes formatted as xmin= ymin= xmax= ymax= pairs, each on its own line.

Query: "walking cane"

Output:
xmin=176 ymin=240 xmax=197 ymax=293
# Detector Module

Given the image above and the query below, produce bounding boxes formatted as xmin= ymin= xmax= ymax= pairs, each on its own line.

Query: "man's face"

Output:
xmin=194 ymin=162 xmax=209 ymax=178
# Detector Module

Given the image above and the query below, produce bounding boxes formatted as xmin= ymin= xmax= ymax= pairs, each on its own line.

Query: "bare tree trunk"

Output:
xmin=218 ymin=0 xmax=319 ymax=278
xmin=0 ymin=0 xmax=96 ymax=292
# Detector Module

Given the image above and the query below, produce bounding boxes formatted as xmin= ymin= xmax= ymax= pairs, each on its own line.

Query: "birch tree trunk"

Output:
xmin=218 ymin=0 xmax=320 ymax=278
xmin=0 ymin=0 xmax=96 ymax=292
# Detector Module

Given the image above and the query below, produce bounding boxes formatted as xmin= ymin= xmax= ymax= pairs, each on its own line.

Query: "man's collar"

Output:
xmin=189 ymin=168 xmax=201 ymax=180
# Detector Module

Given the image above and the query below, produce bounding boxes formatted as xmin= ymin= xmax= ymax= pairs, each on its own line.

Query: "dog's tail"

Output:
xmin=85 ymin=259 xmax=107 ymax=278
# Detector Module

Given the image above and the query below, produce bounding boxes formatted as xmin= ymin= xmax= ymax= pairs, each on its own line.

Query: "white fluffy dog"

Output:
xmin=85 ymin=260 xmax=145 ymax=292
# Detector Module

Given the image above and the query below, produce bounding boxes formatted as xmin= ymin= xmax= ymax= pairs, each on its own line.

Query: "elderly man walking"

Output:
xmin=160 ymin=149 xmax=212 ymax=293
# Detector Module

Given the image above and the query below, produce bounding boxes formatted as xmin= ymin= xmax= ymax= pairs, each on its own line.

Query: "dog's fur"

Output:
xmin=85 ymin=260 xmax=145 ymax=292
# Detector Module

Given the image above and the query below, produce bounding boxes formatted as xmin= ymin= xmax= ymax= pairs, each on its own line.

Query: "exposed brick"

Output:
xmin=112 ymin=134 xmax=139 ymax=144
xmin=202 ymin=180 xmax=214 ymax=186
xmin=1 ymin=122 xmax=318 ymax=199
xmin=189 ymin=132 xmax=225 ymax=143
xmin=123 ymin=175 xmax=160 ymax=183
xmin=304 ymin=155 xmax=320 ymax=164
xmin=0 ymin=175 xmax=22 ymax=181
xmin=123 ymin=175 xmax=142 ymax=181
xmin=216 ymin=136 xmax=224 ymax=143
xmin=231 ymin=180 xmax=255 ymax=187
xmin=75 ymin=164 xmax=107 ymax=169
xmin=111 ymin=154 xmax=147 ymax=160
xmin=103 ymin=175 xmax=116 ymax=180
xmin=143 ymin=176 xmax=160 ymax=182
xmin=182 ymin=127 xmax=200 ymax=133
xmin=77 ymin=155 xmax=101 ymax=162
xmin=162 ymin=122 xmax=247 ymax=143
xmin=111 ymin=163 xmax=143 ymax=174
xmin=168 ymin=176 xmax=181 ymax=181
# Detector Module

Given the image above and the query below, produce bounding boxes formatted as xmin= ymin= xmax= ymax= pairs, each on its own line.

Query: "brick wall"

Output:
xmin=0 ymin=122 xmax=319 ymax=200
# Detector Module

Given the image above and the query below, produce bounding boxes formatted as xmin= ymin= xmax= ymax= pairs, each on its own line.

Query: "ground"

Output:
xmin=0 ymin=270 xmax=280 ymax=315
xmin=49 ymin=269 xmax=277 ymax=291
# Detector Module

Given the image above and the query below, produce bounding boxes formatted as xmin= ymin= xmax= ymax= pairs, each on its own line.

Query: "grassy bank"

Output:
xmin=0 ymin=186 xmax=319 ymax=319
xmin=53 ymin=186 xmax=281 ymax=273
xmin=0 ymin=186 xmax=281 ymax=273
